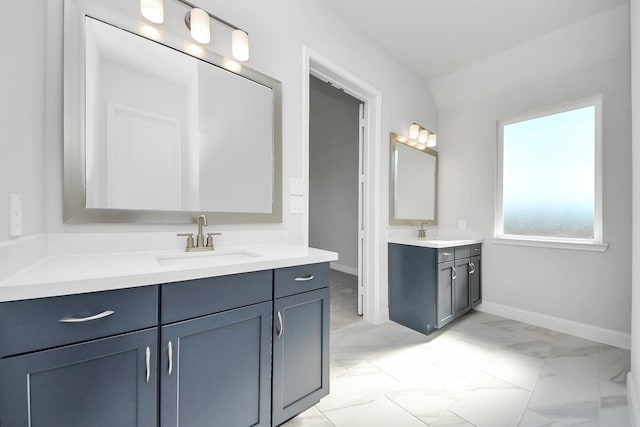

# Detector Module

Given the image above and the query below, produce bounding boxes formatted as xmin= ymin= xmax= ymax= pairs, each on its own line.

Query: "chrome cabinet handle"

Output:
xmin=145 ymin=346 xmax=151 ymax=383
xmin=294 ymin=275 xmax=315 ymax=282
xmin=452 ymin=267 xmax=457 ymax=281
xmin=277 ymin=311 xmax=284 ymax=338
xmin=469 ymin=262 xmax=476 ymax=274
xmin=58 ymin=310 xmax=115 ymax=323
xmin=168 ymin=341 xmax=173 ymax=376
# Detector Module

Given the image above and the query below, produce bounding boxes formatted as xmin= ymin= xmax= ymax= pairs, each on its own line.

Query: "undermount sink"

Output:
xmin=156 ymin=249 xmax=260 ymax=267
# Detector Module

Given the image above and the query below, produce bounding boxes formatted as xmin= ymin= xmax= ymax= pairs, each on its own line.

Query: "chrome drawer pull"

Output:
xmin=145 ymin=346 xmax=151 ymax=383
xmin=469 ymin=262 xmax=476 ymax=274
xmin=294 ymin=275 xmax=315 ymax=282
xmin=58 ymin=310 xmax=115 ymax=323
xmin=168 ymin=341 xmax=173 ymax=376
xmin=277 ymin=311 xmax=284 ymax=338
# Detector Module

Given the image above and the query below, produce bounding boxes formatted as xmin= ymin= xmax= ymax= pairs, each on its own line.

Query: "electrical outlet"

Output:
xmin=459 ymin=220 xmax=467 ymax=231
xmin=9 ymin=194 xmax=22 ymax=237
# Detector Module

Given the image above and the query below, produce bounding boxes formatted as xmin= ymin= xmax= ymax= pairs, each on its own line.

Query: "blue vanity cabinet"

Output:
xmin=159 ymin=271 xmax=273 ymax=427
xmin=0 ymin=287 xmax=159 ymax=427
xmin=0 ymin=262 xmax=331 ymax=426
xmin=272 ymin=263 xmax=331 ymax=426
xmin=389 ymin=243 xmax=481 ymax=334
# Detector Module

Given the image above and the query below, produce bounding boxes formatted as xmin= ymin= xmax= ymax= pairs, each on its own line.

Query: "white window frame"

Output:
xmin=494 ymin=96 xmax=608 ymax=252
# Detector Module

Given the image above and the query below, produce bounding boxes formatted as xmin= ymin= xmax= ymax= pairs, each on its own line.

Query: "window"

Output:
xmin=495 ymin=97 xmax=605 ymax=249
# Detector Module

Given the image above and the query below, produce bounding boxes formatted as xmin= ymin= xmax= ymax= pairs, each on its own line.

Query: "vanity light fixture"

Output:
xmin=407 ymin=122 xmax=437 ymax=148
xmin=140 ymin=0 xmax=164 ymax=24
xmin=140 ymin=0 xmax=250 ymax=62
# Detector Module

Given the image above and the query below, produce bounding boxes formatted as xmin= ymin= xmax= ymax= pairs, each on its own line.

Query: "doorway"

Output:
xmin=303 ymin=47 xmax=383 ymax=325
xmin=308 ymin=76 xmax=363 ymax=330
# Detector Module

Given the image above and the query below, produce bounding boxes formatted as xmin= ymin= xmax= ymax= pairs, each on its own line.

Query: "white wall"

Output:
xmin=309 ymin=76 xmax=360 ymax=272
xmin=432 ymin=5 xmax=632 ymax=336
xmin=629 ymin=0 xmax=640 ymax=421
xmin=0 ymin=0 xmax=46 ymax=242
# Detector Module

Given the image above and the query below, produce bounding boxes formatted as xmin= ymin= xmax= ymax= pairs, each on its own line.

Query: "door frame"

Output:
xmin=302 ymin=46 xmax=383 ymax=322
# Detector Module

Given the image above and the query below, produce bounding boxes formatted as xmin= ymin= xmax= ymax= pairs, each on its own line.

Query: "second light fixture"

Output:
xmin=409 ymin=123 xmax=437 ymax=148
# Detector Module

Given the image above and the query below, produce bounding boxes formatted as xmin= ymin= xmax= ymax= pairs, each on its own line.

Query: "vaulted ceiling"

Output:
xmin=323 ymin=0 xmax=628 ymax=82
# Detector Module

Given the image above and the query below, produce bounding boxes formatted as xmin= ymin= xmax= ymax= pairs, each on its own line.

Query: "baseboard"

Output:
xmin=330 ymin=262 xmax=358 ymax=276
xmin=628 ymin=372 xmax=639 ymax=426
xmin=476 ymin=301 xmax=631 ymax=349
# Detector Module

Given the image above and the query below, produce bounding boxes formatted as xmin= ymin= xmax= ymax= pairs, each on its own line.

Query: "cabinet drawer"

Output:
xmin=437 ymin=248 xmax=454 ymax=263
xmin=274 ymin=263 xmax=330 ymax=298
xmin=161 ymin=270 xmax=272 ymax=324
xmin=455 ymin=245 xmax=471 ymax=259
xmin=471 ymin=244 xmax=482 ymax=256
xmin=0 ymin=286 xmax=157 ymax=358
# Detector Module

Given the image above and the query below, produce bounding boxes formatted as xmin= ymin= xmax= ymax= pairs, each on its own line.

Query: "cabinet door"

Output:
xmin=272 ymin=287 xmax=330 ymax=426
xmin=161 ymin=301 xmax=272 ymax=427
xmin=454 ymin=258 xmax=471 ymax=316
xmin=437 ymin=261 xmax=455 ymax=327
xmin=0 ymin=328 xmax=157 ymax=427
xmin=470 ymin=255 xmax=482 ymax=307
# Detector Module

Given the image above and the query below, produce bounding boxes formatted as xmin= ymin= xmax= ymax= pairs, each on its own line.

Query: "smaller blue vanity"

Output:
xmin=388 ymin=238 xmax=482 ymax=335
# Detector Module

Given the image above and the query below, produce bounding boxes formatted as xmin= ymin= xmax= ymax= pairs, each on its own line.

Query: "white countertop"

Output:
xmin=0 ymin=243 xmax=338 ymax=303
xmin=387 ymin=237 xmax=483 ymax=249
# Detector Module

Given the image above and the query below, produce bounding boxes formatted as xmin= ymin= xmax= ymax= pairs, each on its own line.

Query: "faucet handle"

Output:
xmin=206 ymin=232 xmax=222 ymax=249
xmin=177 ymin=233 xmax=195 ymax=250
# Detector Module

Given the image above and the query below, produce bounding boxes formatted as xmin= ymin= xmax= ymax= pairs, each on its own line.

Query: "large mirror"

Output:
xmin=64 ymin=0 xmax=282 ymax=223
xmin=389 ymin=132 xmax=438 ymax=225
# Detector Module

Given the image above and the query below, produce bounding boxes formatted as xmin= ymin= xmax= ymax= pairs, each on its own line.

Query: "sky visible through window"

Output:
xmin=502 ymin=106 xmax=595 ymax=239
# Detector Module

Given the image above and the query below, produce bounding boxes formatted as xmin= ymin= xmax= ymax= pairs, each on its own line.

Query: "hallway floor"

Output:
xmin=330 ymin=269 xmax=362 ymax=331
xmin=282 ymin=311 xmax=631 ymax=427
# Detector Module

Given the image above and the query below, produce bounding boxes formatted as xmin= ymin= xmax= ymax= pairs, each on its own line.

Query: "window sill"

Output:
xmin=492 ymin=236 xmax=608 ymax=252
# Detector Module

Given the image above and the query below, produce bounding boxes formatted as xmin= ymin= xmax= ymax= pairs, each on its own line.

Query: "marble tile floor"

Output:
xmin=282 ymin=311 xmax=631 ymax=427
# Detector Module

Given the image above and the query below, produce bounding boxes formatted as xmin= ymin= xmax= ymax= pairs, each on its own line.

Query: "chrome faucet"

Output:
xmin=417 ymin=223 xmax=427 ymax=239
xmin=177 ymin=214 xmax=221 ymax=252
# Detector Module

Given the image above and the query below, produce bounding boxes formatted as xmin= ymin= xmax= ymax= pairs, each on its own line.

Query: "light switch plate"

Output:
xmin=289 ymin=177 xmax=304 ymax=195
xmin=9 ymin=194 xmax=22 ymax=237
xmin=289 ymin=195 xmax=304 ymax=214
